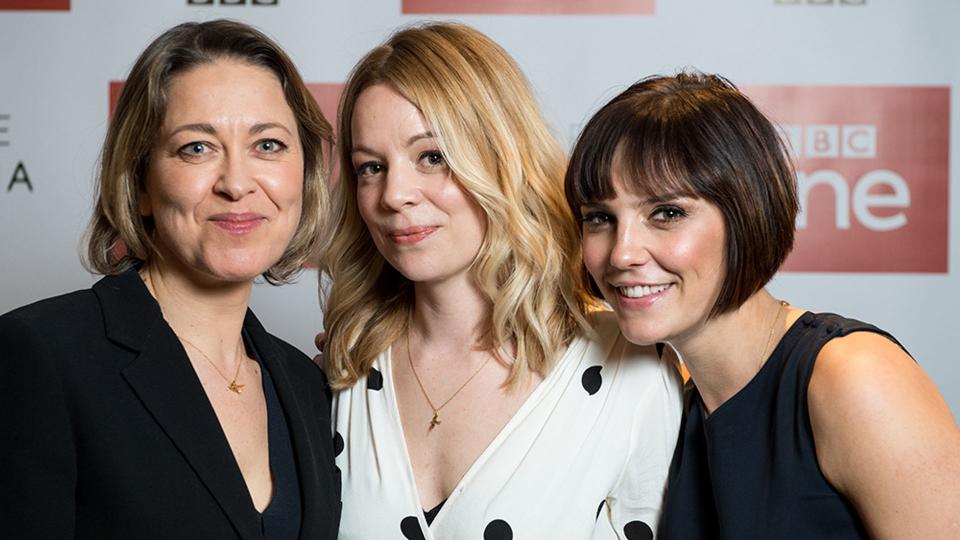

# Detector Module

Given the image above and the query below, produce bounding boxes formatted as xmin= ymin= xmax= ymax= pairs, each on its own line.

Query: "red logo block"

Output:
xmin=0 ymin=0 xmax=69 ymax=9
xmin=108 ymin=81 xmax=124 ymax=117
xmin=304 ymin=83 xmax=343 ymax=129
xmin=402 ymin=0 xmax=653 ymax=15
xmin=744 ymin=86 xmax=950 ymax=273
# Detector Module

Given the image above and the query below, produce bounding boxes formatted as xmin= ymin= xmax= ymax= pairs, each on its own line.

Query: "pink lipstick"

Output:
xmin=388 ymin=226 xmax=438 ymax=245
xmin=209 ymin=213 xmax=266 ymax=234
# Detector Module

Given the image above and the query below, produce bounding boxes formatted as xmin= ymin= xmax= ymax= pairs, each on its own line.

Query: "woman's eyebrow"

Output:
xmin=168 ymin=123 xmax=216 ymax=137
xmin=405 ymin=131 xmax=435 ymax=147
xmin=250 ymin=122 xmax=293 ymax=136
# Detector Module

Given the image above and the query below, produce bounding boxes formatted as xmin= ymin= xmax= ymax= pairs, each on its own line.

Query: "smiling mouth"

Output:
xmin=617 ymin=283 xmax=672 ymax=298
xmin=210 ymin=213 xmax=266 ymax=234
xmin=388 ymin=226 xmax=438 ymax=245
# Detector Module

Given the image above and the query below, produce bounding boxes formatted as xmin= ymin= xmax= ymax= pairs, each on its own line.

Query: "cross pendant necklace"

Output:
xmin=406 ymin=332 xmax=492 ymax=432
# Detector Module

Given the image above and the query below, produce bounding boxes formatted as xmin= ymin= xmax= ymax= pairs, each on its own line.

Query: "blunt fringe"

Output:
xmin=565 ymin=72 xmax=799 ymax=316
xmin=84 ymin=19 xmax=333 ymax=284
xmin=320 ymin=22 xmax=594 ymax=390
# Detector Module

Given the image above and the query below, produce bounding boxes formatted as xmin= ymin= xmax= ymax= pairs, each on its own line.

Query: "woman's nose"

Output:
xmin=380 ymin=163 xmax=422 ymax=211
xmin=214 ymin=154 xmax=257 ymax=201
xmin=609 ymin=222 xmax=652 ymax=269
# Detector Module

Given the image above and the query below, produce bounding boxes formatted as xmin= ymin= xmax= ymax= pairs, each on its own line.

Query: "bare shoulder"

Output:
xmin=808 ymin=330 xmax=952 ymax=452
xmin=808 ymin=330 xmax=960 ymax=537
xmin=808 ymin=331 xmax=924 ymax=417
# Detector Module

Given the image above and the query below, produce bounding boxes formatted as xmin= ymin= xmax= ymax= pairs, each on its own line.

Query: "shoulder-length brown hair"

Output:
xmin=84 ymin=19 xmax=332 ymax=284
xmin=320 ymin=22 xmax=594 ymax=390
xmin=566 ymin=72 xmax=799 ymax=317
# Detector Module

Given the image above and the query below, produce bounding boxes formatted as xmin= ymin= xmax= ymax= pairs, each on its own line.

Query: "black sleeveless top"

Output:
xmin=659 ymin=312 xmax=903 ymax=540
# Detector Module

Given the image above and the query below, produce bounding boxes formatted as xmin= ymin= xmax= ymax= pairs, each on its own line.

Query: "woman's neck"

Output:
xmin=670 ymin=289 xmax=788 ymax=414
xmin=410 ymin=273 xmax=489 ymax=353
xmin=140 ymin=261 xmax=252 ymax=361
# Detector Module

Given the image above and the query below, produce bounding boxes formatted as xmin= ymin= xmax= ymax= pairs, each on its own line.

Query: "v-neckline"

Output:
xmin=382 ymin=335 xmax=585 ymax=530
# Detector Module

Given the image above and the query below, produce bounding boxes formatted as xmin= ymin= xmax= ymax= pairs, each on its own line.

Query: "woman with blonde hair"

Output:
xmin=321 ymin=22 xmax=682 ymax=539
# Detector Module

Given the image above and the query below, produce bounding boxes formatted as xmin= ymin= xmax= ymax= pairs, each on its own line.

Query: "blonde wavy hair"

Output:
xmin=320 ymin=22 xmax=595 ymax=390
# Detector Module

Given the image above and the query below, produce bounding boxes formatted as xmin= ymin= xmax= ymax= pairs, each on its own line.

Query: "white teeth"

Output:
xmin=618 ymin=284 xmax=670 ymax=298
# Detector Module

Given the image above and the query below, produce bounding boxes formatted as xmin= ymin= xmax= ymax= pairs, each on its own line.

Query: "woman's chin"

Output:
xmin=616 ymin=317 xmax=669 ymax=347
xmin=177 ymin=255 xmax=278 ymax=287
xmin=206 ymin=262 xmax=274 ymax=284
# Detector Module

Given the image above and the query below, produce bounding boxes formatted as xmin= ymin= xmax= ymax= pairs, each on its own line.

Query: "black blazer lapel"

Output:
xmin=243 ymin=310 xmax=337 ymax=539
xmin=94 ymin=271 xmax=261 ymax=540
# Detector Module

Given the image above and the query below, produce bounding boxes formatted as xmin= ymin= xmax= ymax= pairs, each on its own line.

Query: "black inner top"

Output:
xmin=245 ymin=333 xmax=302 ymax=540
xmin=423 ymin=498 xmax=447 ymax=526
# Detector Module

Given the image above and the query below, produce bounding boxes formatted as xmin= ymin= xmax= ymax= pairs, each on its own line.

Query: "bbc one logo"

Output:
xmin=402 ymin=0 xmax=654 ymax=15
xmin=747 ymin=86 xmax=949 ymax=273
xmin=779 ymin=124 xmax=904 ymax=232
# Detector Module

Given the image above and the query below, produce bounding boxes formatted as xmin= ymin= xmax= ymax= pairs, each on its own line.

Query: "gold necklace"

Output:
xmin=405 ymin=332 xmax=493 ymax=431
xmin=178 ymin=334 xmax=246 ymax=394
xmin=758 ymin=299 xmax=789 ymax=371
xmin=144 ymin=271 xmax=247 ymax=394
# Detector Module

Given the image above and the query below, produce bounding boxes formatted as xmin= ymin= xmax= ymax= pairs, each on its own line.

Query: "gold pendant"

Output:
xmin=429 ymin=412 xmax=441 ymax=430
xmin=227 ymin=381 xmax=245 ymax=394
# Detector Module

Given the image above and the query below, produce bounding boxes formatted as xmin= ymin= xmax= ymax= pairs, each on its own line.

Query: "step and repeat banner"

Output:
xmin=1 ymin=0 xmax=957 ymax=416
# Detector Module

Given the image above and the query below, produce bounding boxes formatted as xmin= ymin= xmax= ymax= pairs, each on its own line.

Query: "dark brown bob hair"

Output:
xmin=84 ymin=19 xmax=333 ymax=284
xmin=565 ymin=72 xmax=799 ymax=317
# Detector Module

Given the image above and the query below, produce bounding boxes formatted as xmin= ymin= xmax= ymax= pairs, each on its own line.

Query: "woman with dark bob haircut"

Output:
xmin=0 ymin=20 xmax=340 ymax=538
xmin=566 ymin=72 xmax=960 ymax=539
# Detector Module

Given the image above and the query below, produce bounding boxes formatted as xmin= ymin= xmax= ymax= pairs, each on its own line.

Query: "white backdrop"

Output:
xmin=1 ymin=0 xmax=957 ymax=418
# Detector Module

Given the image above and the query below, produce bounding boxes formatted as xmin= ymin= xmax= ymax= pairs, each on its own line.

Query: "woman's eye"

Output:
xmin=256 ymin=139 xmax=287 ymax=153
xmin=581 ymin=211 xmax=613 ymax=230
xmin=651 ymin=205 xmax=687 ymax=223
xmin=355 ymin=161 xmax=385 ymax=177
xmin=177 ymin=142 xmax=209 ymax=157
xmin=419 ymin=150 xmax=446 ymax=168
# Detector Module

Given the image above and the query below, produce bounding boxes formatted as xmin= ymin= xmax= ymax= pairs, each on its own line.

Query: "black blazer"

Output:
xmin=0 ymin=270 xmax=340 ymax=539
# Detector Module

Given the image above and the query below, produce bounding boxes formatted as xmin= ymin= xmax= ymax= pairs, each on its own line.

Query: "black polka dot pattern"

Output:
xmin=367 ymin=367 xmax=383 ymax=391
xmin=333 ymin=431 xmax=344 ymax=457
xmin=581 ymin=365 xmax=602 ymax=395
xmin=483 ymin=519 xmax=513 ymax=540
xmin=595 ymin=499 xmax=606 ymax=520
xmin=656 ymin=342 xmax=665 ymax=359
xmin=400 ymin=515 xmax=426 ymax=540
xmin=624 ymin=520 xmax=654 ymax=540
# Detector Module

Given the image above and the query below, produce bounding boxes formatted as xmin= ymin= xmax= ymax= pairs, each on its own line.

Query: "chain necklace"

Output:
xmin=757 ymin=300 xmax=790 ymax=371
xmin=178 ymin=334 xmax=246 ymax=394
xmin=405 ymin=332 xmax=493 ymax=431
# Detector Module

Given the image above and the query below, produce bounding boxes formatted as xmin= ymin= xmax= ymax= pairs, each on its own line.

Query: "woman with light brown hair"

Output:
xmin=321 ymin=22 xmax=682 ymax=539
xmin=0 ymin=20 xmax=340 ymax=538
